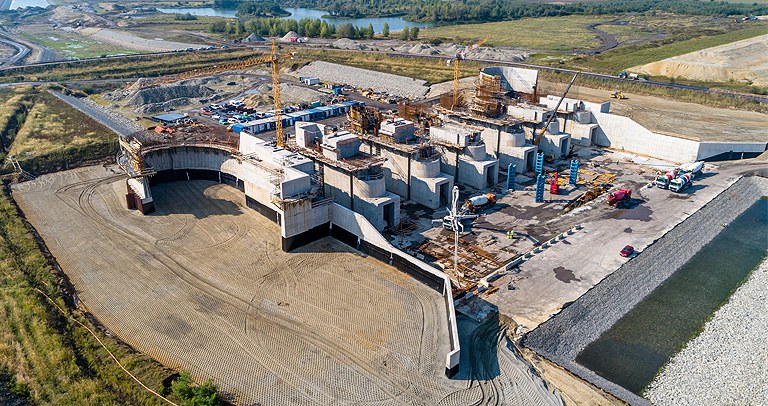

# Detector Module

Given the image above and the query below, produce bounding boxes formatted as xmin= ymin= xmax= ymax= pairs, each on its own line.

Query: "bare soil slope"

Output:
xmin=632 ymin=33 xmax=768 ymax=86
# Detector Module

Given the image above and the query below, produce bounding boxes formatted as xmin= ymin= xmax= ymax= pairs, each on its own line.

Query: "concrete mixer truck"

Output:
xmin=462 ymin=193 xmax=497 ymax=213
xmin=655 ymin=168 xmax=679 ymax=189
xmin=669 ymin=173 xmax=693 ymax=192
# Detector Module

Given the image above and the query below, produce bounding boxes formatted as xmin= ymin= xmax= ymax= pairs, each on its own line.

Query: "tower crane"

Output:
xmin=126 ymin=39 xmax=291 ymax=147
xmin=446 ymin=38 xmax=488 ymax=109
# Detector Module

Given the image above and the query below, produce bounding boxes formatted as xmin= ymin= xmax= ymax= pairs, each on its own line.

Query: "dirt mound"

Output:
xmin=242 ymin=33 xmax=266 ymax=43
xmin=333 ymin=38 xmax=367 ymax=50
xmin=632 ymin=34 xmax=768 ymax=87
xmin=124 ymin=79 xmax=217 ymax=113
xmin=281 ymin=31 xmax=300 ymax=41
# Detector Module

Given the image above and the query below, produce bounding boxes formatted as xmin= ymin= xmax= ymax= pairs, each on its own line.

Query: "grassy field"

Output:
xmin=17 ymin=26 xmax=139 ymax=59
xmin=0 ymin=88 xmax=35 ymax=155
xmin=7 ymin=90 xmax=118 ymax=174
xmin=560 ymin=22 xmax=768 ymax=74
xmin=0 ymin=48 xmax=255 ymax=84
xmin=0 ymin=187 xmax=176 ymax=405
xmin=420 ymin=15 xmax=606 ymax=50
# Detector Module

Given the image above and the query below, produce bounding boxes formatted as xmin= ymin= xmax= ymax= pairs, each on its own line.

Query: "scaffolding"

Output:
xmin=471 ymin=73 xmax=503 ymax=118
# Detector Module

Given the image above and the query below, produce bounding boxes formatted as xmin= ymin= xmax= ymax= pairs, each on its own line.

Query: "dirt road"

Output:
xmin=13 ymin=166 xmax=564 ymax=405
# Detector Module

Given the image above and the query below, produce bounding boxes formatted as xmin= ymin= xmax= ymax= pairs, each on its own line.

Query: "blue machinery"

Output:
xmin=506 ymin=163 xmax=517 ymax=191
xmin=569 ymin=160 xmax=579 ymax=185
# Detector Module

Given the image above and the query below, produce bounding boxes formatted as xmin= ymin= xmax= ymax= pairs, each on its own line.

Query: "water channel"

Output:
xmin=576 ymin=197 xmax=768 ymax=396
xmin=156 ymin=7 xmax=433 ymax=33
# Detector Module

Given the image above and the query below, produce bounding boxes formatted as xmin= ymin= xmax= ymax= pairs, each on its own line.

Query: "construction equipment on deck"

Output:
xmin=607 ymin=188 xmax=632 ymax=208
xmin=447 ymin=38 xmax=488 ymax=110
xmin=534 ymin=72 xmax=579 ymax=146
xmin=126 ymin=40 xmax=291 ymax=147
xmin=550 ymin=172 xmax=560 ymax=195
xmin=462 ymin=193 xmax=496 ymax=213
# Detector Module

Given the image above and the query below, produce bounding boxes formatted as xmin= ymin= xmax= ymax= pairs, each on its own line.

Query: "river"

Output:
xmin=7 ymin=0 xmax=48 ymax=9
xmin=575 ymin=197 xmax=768 ymax=396
xmin=155 ymin=7 xmax=433 ymax=33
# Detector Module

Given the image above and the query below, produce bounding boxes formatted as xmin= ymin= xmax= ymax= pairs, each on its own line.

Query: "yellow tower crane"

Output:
xmin=447 ymin=38 xmax=488 ymax=110
xmin=126 ymin=39 xmax=291 ymax=146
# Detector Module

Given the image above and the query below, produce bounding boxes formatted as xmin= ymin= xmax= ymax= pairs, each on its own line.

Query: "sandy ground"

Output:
xmin=78 ymin=27 xmax=202 ymax=52
xmin=13 ymin=165 xmax=564 ymax=406
xmin=632 ymin=33 xmax=768 ymax=87
xmin=540 ymin=82 xmax=768 ymax=142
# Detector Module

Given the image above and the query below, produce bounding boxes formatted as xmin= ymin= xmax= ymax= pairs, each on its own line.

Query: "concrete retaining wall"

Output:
xmin=330 ymin=203 xmax=461 ymax=377
xmin=591 ymin=112 xmax=767 ymax=163
xmin=523 ymin=175 xmax=768 ymax=404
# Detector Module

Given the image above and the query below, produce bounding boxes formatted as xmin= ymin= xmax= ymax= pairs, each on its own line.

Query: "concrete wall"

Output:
xmin=591 ymin=111 xmax=767 ymax=162
xmin=322 ymin=164 xmax=353 ymax=208
xmin=380 ymin=148 xmax=410 ymax=198
xmin=591 ymin=112 xmax=701 ymax=162
xmin=330 ymin=203 xmax=461 ymax=377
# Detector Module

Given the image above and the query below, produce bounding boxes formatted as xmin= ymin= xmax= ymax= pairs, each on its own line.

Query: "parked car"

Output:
xmin=620 ymin=245 xmax=635 ymax=257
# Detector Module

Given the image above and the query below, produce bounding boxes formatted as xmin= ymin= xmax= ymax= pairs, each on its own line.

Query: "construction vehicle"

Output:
xmin=655 ymin=168 xmax=679 ymax=189
xmin=447 ymin=38 xmax=488 ymax=110
xmin=681 ymin=161 xmax=704 ymax=178
xmin=669 ymin=173 xmax=693 ymax=193
xmin=550 ymin=172 xmax=560 ymax=195
xmin=534 ymin=72 xmax=579 ymax=146
xmin=607 ymin=188 xmax=632 ymax=208
xmin=610 ymin=91 xmax=626 ymax=99
xmin=153 ymin=125 xmax=176 ymax=135
xmin=462 ymin=193 xmax=496 ymax=212
xmin=656 ymin=161 xmax=703 ymax=189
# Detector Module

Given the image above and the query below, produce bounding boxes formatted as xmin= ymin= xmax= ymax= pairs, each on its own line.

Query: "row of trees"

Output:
xmin=218 ymin=0 xmax=768 ymax=23
xmin=210 ymin=17 xmax=420 ymax=40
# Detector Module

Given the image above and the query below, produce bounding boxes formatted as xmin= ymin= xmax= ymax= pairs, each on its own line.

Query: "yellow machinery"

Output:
xmin=610 ymin=91 xmax=626 ymax=99
xmin=126 ymin=39 xmax=290 ymax=147
xmin=447 ymin=38 xmax=488 ymax=109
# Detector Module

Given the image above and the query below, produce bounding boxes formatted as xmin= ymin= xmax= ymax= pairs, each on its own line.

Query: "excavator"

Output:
xmin=446 ymin=38 xmax=488 ymax=110
xmin=126 ymin=39 xmax=292 ymax=147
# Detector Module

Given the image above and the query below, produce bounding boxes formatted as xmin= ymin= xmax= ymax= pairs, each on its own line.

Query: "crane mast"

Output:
xmin=271 ymin=39 xmax=284 ymax=148
xmin=448 ymin=37 xmax=488 ymax=110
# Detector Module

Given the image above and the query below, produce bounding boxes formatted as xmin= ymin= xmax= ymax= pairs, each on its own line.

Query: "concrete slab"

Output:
xmin=484 ymin=163 xmax=739 ymax=333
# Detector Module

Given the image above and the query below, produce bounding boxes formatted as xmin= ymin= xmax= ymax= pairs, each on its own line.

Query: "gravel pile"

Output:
xmin=645 ymin=258 xmax=768 ymax=405
xmin=293 ymin=61 xmax=429 ymax=99
xmin=522 ymin=176 xmax=768 ymax=402
xmin=332 ymin=38 xmax=368 ymax=50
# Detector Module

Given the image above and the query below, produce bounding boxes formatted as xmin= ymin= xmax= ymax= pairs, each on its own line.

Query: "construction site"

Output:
xmin=7 ymin=37 xmax=768 ymax=406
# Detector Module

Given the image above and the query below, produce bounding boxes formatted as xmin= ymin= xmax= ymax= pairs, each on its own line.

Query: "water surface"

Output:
xmin=156 ymin=7 xmax=434 ymax=33
xmin=576 ymin=197 xmax=768 ymax=395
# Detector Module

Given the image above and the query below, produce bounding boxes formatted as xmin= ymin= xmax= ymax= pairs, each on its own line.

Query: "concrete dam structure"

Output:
xmin=120 ymin=138 xmax=462 ymax=377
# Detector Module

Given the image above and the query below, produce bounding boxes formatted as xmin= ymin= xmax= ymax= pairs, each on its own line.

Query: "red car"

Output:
xmin=620 ymin=245 xmax=635 ymax=257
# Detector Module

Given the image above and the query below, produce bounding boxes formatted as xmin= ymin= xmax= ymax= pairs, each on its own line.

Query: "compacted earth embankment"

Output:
xmin=523 ymin=175 xmax=768 ymax=404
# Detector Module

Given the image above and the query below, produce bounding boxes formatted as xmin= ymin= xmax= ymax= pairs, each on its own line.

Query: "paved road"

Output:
xmin=47 ymin=90 xmax=143 ymax=137
xmin=0 ymin=33 xmax=30 ymax=67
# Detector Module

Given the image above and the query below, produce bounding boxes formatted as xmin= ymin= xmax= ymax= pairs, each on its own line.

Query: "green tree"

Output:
xmin=410 ymin=27 xmax=419 ymax=40
xmin=400 ymin=26 xmax=410 ymax=41
xmin=382 ymin=22 xmax=389 ymax=38
xmin=171 ymin=371 xmax=222 ymax=406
